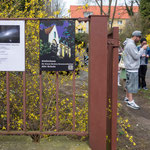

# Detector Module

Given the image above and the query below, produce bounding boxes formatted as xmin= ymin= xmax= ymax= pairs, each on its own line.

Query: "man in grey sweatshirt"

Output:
xmin=123 ymin=31 xmax=148 ymax=109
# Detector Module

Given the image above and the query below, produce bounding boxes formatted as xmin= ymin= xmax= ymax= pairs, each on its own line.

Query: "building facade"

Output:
xmin=70 ymin=5 xmax=139 ymax=33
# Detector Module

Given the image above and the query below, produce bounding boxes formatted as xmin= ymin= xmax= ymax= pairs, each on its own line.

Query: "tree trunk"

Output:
xmin=108 ymin=0 xmax=112 ymax=18
xmin=111 ymin=0 xmax=118 ymax=28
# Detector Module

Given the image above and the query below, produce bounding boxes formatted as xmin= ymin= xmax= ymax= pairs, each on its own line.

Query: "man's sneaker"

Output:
xmin=124 ymin=97 xmax=129 ymax=103
xmin=127 ymin=100 xmax=140 ymax=109
xmin=118 ymin=83 xmax=121 ymax=86
xmin=143 ymin=87 xmax=148 ymax=90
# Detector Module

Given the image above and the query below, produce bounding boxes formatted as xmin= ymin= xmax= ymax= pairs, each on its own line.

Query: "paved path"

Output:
xmin=0 ymin=136 xmax=91 ymax=150
xmin=118 ymin=64 xmax=150 ymax=149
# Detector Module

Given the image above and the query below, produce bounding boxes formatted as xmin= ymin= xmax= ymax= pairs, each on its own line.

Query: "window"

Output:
xmin=78 ymin=29 xmax=83 ymax=33
xmin=119 ymin=29 xmax=123 ymax=34
xmin=54 ymin=31 xmax=56 ymax=38
xmin=109 ymin=21 xmax=112 ymax=25
xmin=83 ymin=12 xmax=93 ymax=17
xmin=118 ymin=20 xmax=122 ymax=25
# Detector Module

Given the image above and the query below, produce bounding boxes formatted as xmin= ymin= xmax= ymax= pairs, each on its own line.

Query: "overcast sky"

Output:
xmin=63 ymin=0 xmax=128 ymax=10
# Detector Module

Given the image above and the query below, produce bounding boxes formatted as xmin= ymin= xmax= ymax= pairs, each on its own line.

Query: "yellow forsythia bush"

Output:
xmin=0 ymin=0 xmax=88 ymax=134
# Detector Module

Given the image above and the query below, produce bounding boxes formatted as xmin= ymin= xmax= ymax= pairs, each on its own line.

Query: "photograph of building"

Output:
xmin=40 ymin=20 xmax=75 ymax=71
xmin=44 ymin=25 xmax=71 ymax=58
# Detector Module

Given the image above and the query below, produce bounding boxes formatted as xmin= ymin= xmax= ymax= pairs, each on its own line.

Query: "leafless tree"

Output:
xmin=51 ymin=0 xmax=66 ymax=17
xmin=82 ymin=0 xmax=118 ymax=28
xmin=45 ymin=0 xmax=66 ymax=17
xmin=111 ymin=0 xmax=118 ymax=28
xmin=134 ymin=0 xmax=140 ymax=6
xmin=124 ymin=0 xmax=140 ymax=16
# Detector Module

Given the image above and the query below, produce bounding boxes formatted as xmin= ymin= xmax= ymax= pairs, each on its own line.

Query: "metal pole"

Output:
xmin=111 ymin=27 xmax=119 ymax=150
xmin=89 ymin=15 xmax=108 ymax=150
xmin=72 ymin=71 xmax=76 ymax=131
xmin=6 ymin=72 xmax=10 ymax=131
xmin=56 ymin=71 xmax=59 ymax=131
xmin=40 ymin=72 xmax=43 ymax=131
xmin=23 ymin=71 xmax=26 ymax=131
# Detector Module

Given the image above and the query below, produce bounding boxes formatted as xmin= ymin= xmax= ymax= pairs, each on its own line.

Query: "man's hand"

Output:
xmin=142 ymin=44 xmax=148 ymax=50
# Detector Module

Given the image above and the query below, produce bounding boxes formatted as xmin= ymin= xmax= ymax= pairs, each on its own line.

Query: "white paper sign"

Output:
xmin=0 ymin=20 xmax=25 ymax=71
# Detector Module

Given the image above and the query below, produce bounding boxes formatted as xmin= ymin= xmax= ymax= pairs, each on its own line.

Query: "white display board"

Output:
xmin=0 ymin=20 xmax=25 ymax=71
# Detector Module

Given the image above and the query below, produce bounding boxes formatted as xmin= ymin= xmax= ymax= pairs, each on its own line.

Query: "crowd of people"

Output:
xmin=118 ymin=31 xmax=150 ymax=110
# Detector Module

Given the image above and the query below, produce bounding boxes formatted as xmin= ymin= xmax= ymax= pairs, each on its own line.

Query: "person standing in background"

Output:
xmin=123 ymin=31 xmax=148 ymax=109
xmin=138 ymin=38 xmax=150 ymax=90
xmin=118 ymin=41 xmax=123 ymax=86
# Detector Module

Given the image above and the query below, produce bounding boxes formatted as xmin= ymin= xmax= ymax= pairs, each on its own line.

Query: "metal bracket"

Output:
xmin=107 ymin=39 xmax=119 ymax=48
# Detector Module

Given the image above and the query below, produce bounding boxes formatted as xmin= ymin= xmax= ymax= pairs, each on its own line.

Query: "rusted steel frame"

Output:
xmin=23 ymin=72 xmax=26 ymax=131
xmin=23 ymin=20 xmax=27 ymax=131
xmin=40 ymin=72 xmax=43 ymax=131
xmin=78 ymin=18 xmax=90 ymax=22
xmin=107 ymin=39 xmax=119 ymax=48
xmin=6 ymin=72 xmax=10 ymax=131
xmin=0 ymin=18 xmax=78 ymax=21
xmin=111 ymin=27 xmax=119 ymax=150
xmin=56 ymin=72 xmax=59 ymax=131
xmin=89 ymin=16 xmax=108 ymax=150
xmin=72 ymin=71 xmax=76 ymax=131
xmin=106 ymin=44 xmax=113 ymax=150
xmin=0 ymin=131 xmax=88 ymax=136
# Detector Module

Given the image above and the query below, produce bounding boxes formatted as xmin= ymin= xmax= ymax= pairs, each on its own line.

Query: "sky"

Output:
xmin=63 ymin=0 xmax=79 ymax=10
xmin=63 ymin=0 xmax=131 ymax=11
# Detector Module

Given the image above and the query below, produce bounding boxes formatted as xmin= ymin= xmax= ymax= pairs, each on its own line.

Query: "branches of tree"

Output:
xmin=135 ymin=0 xmax=140 ymax=6
xmin=124 ymin=0 xmax=134 ymax=16
xmin=50 ymin=0 xmax=66 ymax=18
xmin=120 ymin=13 xmax=150 ymax=43
xmin=140 ymin=0 xmax=150 ymax=21
xmin=86 ymin=0 xmax=118 ymax=28
xmin=83 ymin=0 xmax=142 ymax=28
xmin=120 ymin=0 xmax=150 ymax=42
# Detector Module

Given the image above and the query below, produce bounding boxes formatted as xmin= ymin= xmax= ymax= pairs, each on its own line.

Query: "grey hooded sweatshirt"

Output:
xmin=124 ymin=38 xmax=145 ymax=72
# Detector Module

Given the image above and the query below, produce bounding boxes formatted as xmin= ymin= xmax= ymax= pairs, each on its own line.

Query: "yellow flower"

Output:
xmin=2 ymin=126 xmax=6 ymax=130
xmin=133 ymin=142 xmax=136 ymax=146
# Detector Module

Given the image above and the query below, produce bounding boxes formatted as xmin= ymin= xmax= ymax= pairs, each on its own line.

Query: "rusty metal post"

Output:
xmin=107 ymin=40 xmax=113 ymax=150
xmin=89 ymin=15 xmax=108 ymax=150
xmin=56 ymin=71 xmax=59 ymax=131
xmin=6 ymin=72 xmax=10 ymax=131
xmin=72 ymin=70 xmax=76 ymax=131
xmin=40 ymin=72 xmax=43 ymax=131
xmin=23 ymin=72 xmax=26 ymax=131
xmin=111 ymin=27 xmax=119 ymax=150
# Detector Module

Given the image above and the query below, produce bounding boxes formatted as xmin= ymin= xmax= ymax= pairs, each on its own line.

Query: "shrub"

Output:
xmin=75 ymin=33 xmax=89 ymax=48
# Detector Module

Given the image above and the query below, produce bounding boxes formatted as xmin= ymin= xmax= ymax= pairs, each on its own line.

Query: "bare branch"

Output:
xmin=124 ymin=0 xmax=134 ymax=16
xmin=135 ymin=0 xmax=140 ymax=6
xmin=108 ymin=0 xmax=113 ymax=18
xmin=111 ymin=0 xmax=118 ymax=28
xmin=95 ymin=0 xmax=106 ymax=15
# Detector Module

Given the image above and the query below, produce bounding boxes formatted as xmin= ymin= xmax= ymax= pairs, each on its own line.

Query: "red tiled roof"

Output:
xmin=70 ymin=5 xmax=139 ymax=19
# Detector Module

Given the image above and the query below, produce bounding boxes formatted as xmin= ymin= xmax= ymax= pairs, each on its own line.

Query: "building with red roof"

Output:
xmin=70 ymin=5 xmax=139 ymax=33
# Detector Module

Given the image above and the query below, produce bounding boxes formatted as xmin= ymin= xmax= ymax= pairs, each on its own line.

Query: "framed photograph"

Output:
xmin=40 ymin=20 xmax=75 ymax=71
xmin=0 ymin=25 xmax=20 ymax=43
xmin=0 ymin=20 xmax=25 ymax=71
